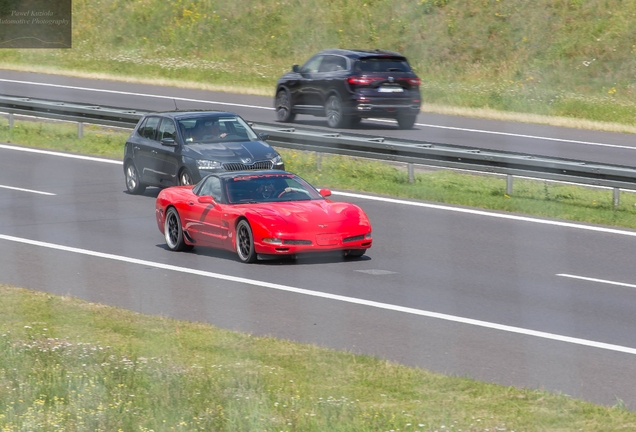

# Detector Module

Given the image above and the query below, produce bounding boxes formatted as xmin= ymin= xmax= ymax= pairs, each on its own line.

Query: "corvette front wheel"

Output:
xmin=236 ymin=220 xmax=257 ymax=263
xmin=164 ymin=207 xmax=193 ymax=252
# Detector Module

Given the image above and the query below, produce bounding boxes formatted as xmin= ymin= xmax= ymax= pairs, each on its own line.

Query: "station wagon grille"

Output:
xmin=342 ymin=234 xmax=365 ymax=243
xmin=223 ymin=161 xmax=273 ymax=171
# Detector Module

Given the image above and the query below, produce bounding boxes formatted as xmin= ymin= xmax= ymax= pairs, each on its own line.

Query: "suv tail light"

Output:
xmin=399 ymin=77 xmax=421 ymax=86
xmin=347 ymin=76 xmax=383 ymax=85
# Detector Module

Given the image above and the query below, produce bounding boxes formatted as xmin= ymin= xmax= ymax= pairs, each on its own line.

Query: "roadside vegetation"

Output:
xmin=2 ymin=0 xmax=636 ymax=129
xmin=2 ymin=283 xmax=636 ymax=431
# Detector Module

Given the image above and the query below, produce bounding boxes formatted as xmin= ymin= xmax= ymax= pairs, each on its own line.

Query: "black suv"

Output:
xmin=123 ymin=111 xmax=284 ymax=194
xmin=274 ymin=49 xmax=421 ymax=129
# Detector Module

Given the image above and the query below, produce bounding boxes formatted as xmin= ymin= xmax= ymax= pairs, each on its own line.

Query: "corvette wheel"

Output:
xmin=125 ymin=162 xmax=146 ymax=194
xmin=275 ymin=89 xmax=296 ymax=123
xmin=326 ymin=95 xmax=349 ymax=128
xmin=179 ymin=169 xmax=193 ymax=186
xmin=343 ymin=249 xmax=366 ymax=258
xmin=164 ymin=207 xmax=193 ymax=251
xmin=236 ymin=220 xmax=257 ymax=263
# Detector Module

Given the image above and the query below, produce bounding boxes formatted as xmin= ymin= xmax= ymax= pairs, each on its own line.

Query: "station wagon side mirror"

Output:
xmin=160 ymin=138 xmax=177 ymax=147
xmin=258 ymin=132 xmax=269 ymax=141
xmin=292 ymin=64 xmax=300 ymax=73
xmin=319 ymin=189 xmax=331 ymax=198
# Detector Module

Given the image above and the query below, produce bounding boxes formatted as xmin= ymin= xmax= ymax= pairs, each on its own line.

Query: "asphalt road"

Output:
xmin=2 ymin=70 xmax=636 ymax=167
xmin=2 ymin=142 xmax=636 ymax=409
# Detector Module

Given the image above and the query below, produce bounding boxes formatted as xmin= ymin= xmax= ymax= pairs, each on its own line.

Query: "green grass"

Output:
xmin=2 ymin=283 xmax=636 ymax=431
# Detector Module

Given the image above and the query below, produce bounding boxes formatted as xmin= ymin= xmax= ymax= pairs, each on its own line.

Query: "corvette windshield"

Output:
xmin=179 ymin=115 xmax=258 ymax=143
xmin=226 ymin=174 xmax=323 ymax=204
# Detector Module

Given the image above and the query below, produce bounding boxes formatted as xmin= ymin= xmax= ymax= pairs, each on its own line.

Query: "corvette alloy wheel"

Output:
xmin=236 ymin=220 xmax=257 ymax=263
xmin=164 ymin=207 xmax=192 ymax=251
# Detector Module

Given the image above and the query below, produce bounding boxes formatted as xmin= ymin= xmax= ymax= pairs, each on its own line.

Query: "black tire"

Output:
xmin=164 ymin=207 xmax=193 ymax=251
xmin=236 ymin=219 xmax=257 ymax=263
xmin=325 ymin=94 xmax=350 ymax=128
xmin=343 ymin=249 xmax=366 ymax=258
xmin=275 ymin=89 xmax=296 ymax=123
xmin=397 ymin=114 xmax=417 ymax=130
xmin=179 ymin=168 xmax=194 ymax=186
xmin=124 ymin=162 xmax=146 ymax=195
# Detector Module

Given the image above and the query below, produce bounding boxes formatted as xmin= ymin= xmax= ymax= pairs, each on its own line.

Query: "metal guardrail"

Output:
xmin=2 ymin=94 xmax=636 ymax=206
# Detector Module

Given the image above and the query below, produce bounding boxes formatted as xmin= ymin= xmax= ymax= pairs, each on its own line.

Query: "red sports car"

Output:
xmin=155 ymin=170 xmax=373 ymax=263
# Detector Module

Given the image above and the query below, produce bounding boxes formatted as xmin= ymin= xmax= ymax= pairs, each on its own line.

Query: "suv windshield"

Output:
xmin=179 ymin=115 xmax=258 ymax=143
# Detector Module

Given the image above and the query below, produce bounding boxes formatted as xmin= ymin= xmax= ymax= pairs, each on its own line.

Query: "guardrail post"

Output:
xmin=8 ymin=113 xmax=13 ymax=129
xmin=78 ymin=122 xmax=83 ymax=138
xmin=316 ymin=152 xmax=322 ymax=171
xmin=506 ymin=174 xmax=513 ymax=195
xmin=613 ymin=188 xmax=620 ymax=208
xmin=408 ymin=163 xmax=414 ymax=183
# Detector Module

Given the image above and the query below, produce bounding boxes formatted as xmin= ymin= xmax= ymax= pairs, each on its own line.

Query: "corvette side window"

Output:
xmin=201 ymin=176 xmax=222 ymax=201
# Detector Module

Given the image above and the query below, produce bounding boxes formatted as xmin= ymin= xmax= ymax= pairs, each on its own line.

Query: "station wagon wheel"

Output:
xmin=125 ymin=162 xmax=146 ymax=194
xmin=236 ymin=220 xmax=257 ymax=263
xmin=164 ymin=207 xmax=193 ymax=251
xmin=179 ymin=168 xmax=193 ymax=186
xmin=326 ymin=94 xmax=351 ymax=128
xmin=275 ymin=89 xmax=296 ymax=122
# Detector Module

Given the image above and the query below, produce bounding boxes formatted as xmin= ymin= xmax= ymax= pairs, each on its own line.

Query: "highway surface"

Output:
xmin=1 ymin=71 xmax=636 ymax=409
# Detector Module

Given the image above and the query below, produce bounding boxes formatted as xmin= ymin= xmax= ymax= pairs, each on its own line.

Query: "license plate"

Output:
xmin=378 ymin=86 xmax=403 ymax=93
xmin=316 ymin=234 xmax=340 ymax=246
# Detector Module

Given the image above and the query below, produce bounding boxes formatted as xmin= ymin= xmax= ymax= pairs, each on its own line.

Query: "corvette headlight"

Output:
xmin=263 ymin=238 xmax=283 ymax=245
xmin=365 ymin=231 xmax=372 ymax=239
xmin=196 ymin=159 xmax=223 ymax=170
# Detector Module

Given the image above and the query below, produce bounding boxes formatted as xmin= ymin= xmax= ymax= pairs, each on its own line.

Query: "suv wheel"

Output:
xmin=275 ymin=89 xmax=296 ymax=122
xmin=397 ymin=114 xmax=417 ymax=130
xmin=326 ymin=95 xmax=349 ymax=128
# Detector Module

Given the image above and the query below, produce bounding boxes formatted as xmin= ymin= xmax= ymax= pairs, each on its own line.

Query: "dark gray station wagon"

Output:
xmin=123 ymin=111 xmax=284 ymax=194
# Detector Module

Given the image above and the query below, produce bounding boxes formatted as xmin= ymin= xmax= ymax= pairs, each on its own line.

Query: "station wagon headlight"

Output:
xmin=272 ymin=154 xmax=283 ymax=166
xmin=196 ymin=159 xmax=223 ymax=170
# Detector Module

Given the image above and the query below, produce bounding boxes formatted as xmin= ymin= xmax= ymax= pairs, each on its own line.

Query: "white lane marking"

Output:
xmin=3 ymin=144 xmax=636 ymax=239
xmin=333 ymin=191 xmax=636 ymax=238
xmin=557 ymin=274 xmax=636 ymax=289
xmin=0 ymin=78 xmax=273 ymax=111
xmin=369 ymin=118 xmax=636 ymax=151
xmin=0 ymin=184 xmax=55 ymax=195
xmin=0 ymin=144 xmax=122 ymax=164
xmin=1 ymin=233 xmax=635 ymax=355
xmin=2 ymin=78 xmax=631 ymax=150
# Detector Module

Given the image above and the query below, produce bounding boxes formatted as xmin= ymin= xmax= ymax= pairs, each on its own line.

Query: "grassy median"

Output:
xmin=2 ymin=283 xmax=636 ymax=431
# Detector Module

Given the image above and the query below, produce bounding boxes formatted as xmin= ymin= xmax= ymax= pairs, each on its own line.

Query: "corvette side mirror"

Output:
xmin=319 ymin=189 xmax=331 ymax=198
xmin=198 ymin=196 xmax=215 ymax=205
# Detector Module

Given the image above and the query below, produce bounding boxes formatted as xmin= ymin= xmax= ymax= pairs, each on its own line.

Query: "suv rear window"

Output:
xmin=355 ymin=57 xmax=411 ymax=73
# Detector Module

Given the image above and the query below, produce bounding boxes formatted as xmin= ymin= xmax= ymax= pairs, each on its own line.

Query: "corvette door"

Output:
xmin=183 ymin=177 xmax=227 ymax=246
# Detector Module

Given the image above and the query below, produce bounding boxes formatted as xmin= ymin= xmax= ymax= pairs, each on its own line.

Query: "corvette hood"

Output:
xmin=183 ymin=140 xmax=278 ymax=162
xmin=249 ymin=200 xmax=367 ymax=231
